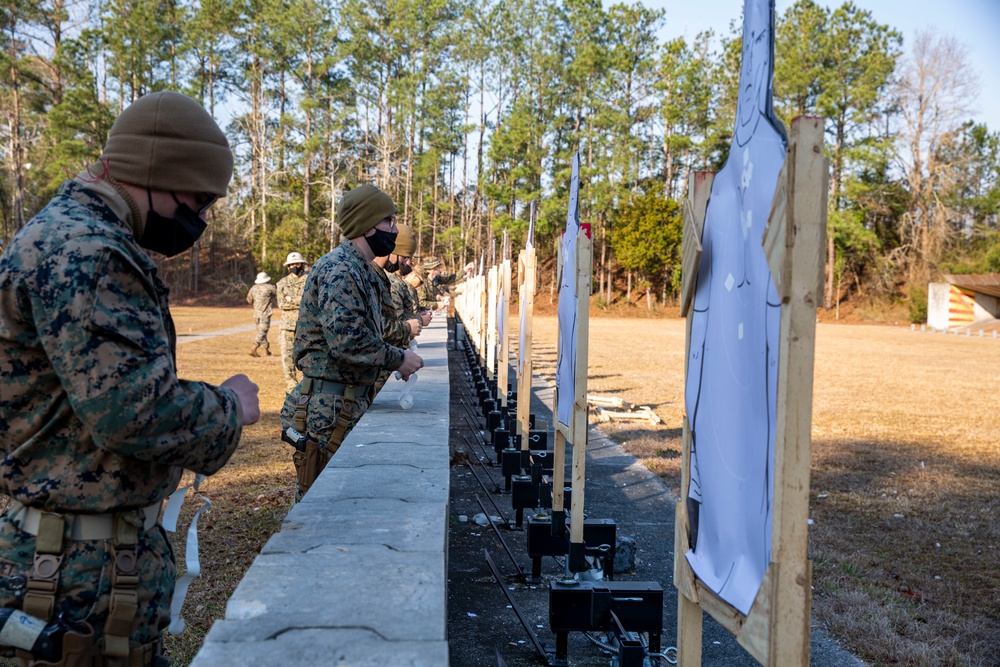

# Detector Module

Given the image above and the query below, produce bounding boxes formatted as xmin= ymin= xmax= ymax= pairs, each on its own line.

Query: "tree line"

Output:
xmin=2 ymin=0 xmax=997 ymax=314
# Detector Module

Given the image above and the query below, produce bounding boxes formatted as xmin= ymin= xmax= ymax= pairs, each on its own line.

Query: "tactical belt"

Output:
xmin=9 ymin=503 xmax=160 ymax=661
xmin=9 ymin=503 xmax=159 ymax=541
xmin=310 ymin=378 xmax=368 ymax=401
xmin=294 ymin=377 xmax=368 ymax=454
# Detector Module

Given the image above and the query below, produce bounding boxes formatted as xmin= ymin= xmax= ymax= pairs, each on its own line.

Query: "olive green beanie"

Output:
xmin=394 ymin=223 xmax=416 ymax=257
xmin=337 ymin=185 xmax=397 ymax=239
xmin=103 ymin=91 xmax=233 ymax=197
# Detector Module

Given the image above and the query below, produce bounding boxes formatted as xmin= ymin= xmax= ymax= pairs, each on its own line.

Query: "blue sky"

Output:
xmin=643 ymin=0 xmax=1000 ymax=132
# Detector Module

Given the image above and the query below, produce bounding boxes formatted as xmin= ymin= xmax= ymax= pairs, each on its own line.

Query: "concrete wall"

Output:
xmin=927 ymin=282 xmax=952 ymax=331
xmin=191 ymin=318 xmax=451 ymax=667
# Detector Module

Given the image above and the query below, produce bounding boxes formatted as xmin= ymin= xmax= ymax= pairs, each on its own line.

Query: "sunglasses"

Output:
xmin=172 ymin=191 xmax=219 ymax=216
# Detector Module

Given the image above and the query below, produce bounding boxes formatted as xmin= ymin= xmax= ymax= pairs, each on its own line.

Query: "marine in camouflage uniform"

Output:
xmin=246 ymin=273 xmax=277 ymax=356
xmin=416 ymin=267 xmax=440 ymax=311
xmin=276 ymin=253 xmax=308 ymax=391
xmin=280 ymin=186 xmax=423 ymax=501
xmin=0 ymin=92 xmax=258 ymax=666
xmin=372 ymin=262 xmax=413 ymax=349
xmin=374 ymin=224 xmax=427 ymax=395
xmin=386 ymin=223 xmax=421 ymax=322
xmin=388 ymin=270 xmax=418 ymax=320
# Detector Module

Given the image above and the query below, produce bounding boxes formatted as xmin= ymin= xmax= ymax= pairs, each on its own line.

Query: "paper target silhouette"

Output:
xmin=556 ymin=153 xmax=581 ymax=427
xmin=683 ymin=0 xmax=788 ymax=615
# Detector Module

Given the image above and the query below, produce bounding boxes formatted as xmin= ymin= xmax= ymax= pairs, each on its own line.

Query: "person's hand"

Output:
xmin=397 ymin=350 xmax=424 ymax=380
xmin=222 ymin=374 xmax=260 ymax=425
xmin=407 ymin=318 xmax=422 ymax=337
xmin=420 ymin=310 xmax=432 ymax=326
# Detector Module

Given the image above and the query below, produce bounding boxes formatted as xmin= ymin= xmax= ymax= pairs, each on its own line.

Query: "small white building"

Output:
xmin=928 ymin=274 xmax=1000 ymax=331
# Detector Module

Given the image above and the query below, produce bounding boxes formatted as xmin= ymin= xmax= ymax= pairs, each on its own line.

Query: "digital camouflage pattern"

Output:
xmin=388 ymin=270 xmax=418 ymax=319
xmin=407 ymin=282 xmax=421 ymax=312
xmin=280 ymin=239 xmax=406 ymax=448
xmin=276 ymin=271 xmax=307 ymax=390
xmin=246 ymin=282 xmax=277 ymax=348
xmin=415 ymin=268 xmax=440 ymax=310
xmin=276 ymin=272 xmax=306 ymax=330
xmin=0 ymin=179 xmax=243 ymax=510
xmin=372 ymin=263 xmax=411 ymax=349
xmin=0 ymin=177 xmax=242 ymax=641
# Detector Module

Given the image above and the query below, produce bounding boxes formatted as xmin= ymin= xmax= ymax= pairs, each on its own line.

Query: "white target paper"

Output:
xmin=683 ymin=0 xmax=787 ymax=615
xmin=556 ymin=153 xmax=581 ymax=427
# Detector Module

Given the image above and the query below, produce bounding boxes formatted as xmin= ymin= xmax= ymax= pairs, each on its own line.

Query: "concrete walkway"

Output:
xmin=191 ymin=317 xmax=451 ymax=667
xmin=176 ymin=321 xmax=278 ymax=345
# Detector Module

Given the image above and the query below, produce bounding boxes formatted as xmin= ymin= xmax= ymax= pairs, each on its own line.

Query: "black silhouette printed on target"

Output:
xmin=683 ymin=0 xmax=787 ymax=616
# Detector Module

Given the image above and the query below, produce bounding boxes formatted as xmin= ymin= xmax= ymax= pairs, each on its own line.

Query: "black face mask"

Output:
xmin=366 ymin=228 xmax=397 ymax=257
xmin=384 ymin=257 xmax=399 ymax=273
xmin=140 ymin=189 xmax=207 ymax=257
xmin=289 ymin=265 xmax=305 ymax=276
xmin=399 ymin=263 xmax=413 ymax=277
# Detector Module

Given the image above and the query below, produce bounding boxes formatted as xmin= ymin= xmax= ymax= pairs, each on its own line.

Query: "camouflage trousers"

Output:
xmin=0 ymin=509 xmax=175 ymax=649
xmin=279 ymin=329 xmax=298 ymax=392
xmin=253 ymin=316 xmax=271 ymax=348
xmin=280 ymin=386 xmax=372 ymax=502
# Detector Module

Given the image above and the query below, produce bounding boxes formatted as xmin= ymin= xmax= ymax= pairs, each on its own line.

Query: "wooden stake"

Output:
xmin=568 ymin=230 xmax=592 ymax=546
xmin=498 ymin=258 xmax=512 ymax=408
xmin=517 ymin=246 xmax=537 ymax=445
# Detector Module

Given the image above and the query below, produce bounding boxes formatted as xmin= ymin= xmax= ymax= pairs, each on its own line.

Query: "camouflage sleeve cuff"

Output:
xmin=387 ymin=344 xmax=406 ymax=371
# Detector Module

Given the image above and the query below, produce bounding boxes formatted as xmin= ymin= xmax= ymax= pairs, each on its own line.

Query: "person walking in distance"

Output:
xmin=280 ymin=185 xmax=423 ymax=500
xmin=276 ymin=252 xmax=308 ymax=391
xmin=247 ymin=271 xmax=277 ymax=357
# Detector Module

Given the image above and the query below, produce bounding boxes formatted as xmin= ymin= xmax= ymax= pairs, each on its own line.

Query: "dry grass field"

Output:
xmin=69 ymin=306 xmax=998 ymax=666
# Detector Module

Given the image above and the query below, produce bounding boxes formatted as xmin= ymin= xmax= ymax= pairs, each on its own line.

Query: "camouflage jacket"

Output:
xmin=276 ymin=272 xmax=307 ymax=331
xmin=417 ymin=279 xmax=439 ymax=310
xmin=247 ymin=282 xmax=277 ymax=318
xmin=407 ymin=283 xmax=421 ymax=312
xmin=372 ymin=263 xmax=410 ymax=348
xmin=388 ymin=270 xmax=417 ymax=319
xmin=0 ymin=178 xmax=242 ymax=512
xmin=293 ymin=239 xmax=405 ymax=385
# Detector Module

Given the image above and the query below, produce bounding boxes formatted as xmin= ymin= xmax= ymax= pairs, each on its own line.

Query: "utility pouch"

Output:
xmin=17 ymin=624 xmax=95 ymax=667
xmin=293 ymin=440 xmax=332 ymax=497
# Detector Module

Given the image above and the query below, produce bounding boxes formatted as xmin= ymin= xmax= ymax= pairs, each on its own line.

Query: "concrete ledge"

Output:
xmin=192 ymin=318 xmax=451 ymax=667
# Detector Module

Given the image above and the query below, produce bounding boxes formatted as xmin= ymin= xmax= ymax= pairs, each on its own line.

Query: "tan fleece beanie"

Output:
xmin=103 ymin=91 xmax=233 ymax=197
xmin=394 ymin=223 xmax=416 ymax=257
xmin=337 ymin=185 xmax=397 ymax=239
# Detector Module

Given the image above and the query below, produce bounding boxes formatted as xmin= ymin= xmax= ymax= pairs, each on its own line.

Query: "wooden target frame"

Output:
xmin=674 ymin=117 xmax=827 ymax=667
xmin=516 ymin=239 xmax=536 ymax=442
